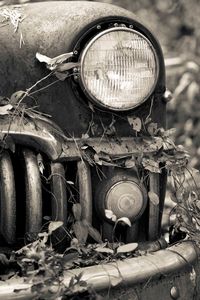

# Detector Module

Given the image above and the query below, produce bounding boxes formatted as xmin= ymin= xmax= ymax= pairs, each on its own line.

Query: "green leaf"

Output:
xmin=0 ymin=104 xmax=13 ymax=115
xmin=10 ymin=90 xmax=26 ymax=104
xmin=87 ymin=224 xmax=102 ymax=243
xmin=105 ymin=209 xmax=117 ymax=222
xmin=48 ymin=221 xmax=63 ymax=234
xmin=147 ymin=122 xmax=158 ymax=135
xmin=117 ymin=217 xmax=131 ymax=227
xmin=117 ymin=243 xmax=138 ymax=254
xmin=148 ymin=191 xmax=159 ymax=206
xmin=73 ymin=221 xmax=88 ymax=244
xmin=72 ymin=203 xmax=82 ymax=221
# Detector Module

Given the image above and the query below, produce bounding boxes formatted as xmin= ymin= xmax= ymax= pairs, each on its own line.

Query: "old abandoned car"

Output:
xmin=0 ymin=1 xmax=199 ymax=299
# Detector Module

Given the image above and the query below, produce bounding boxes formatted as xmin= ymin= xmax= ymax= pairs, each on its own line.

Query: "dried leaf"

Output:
xmin=142 ymin=158 xmax=161 ymax=173
xmin=148 ymin=191 xmax=159 ymax=206
xmin=48 ymin=221 xmax=63 ymax=234
xmin=105 ymin=209 xmax=117 ymax=222
xmin=117 ymin=243 xmax=138 ymax=254
xmin=72 ymin=203 xmax=82 ymax=221
xmin=94 ymin=247 xmax=114 ymax=254
xmin=117 ymin=217 xmax=131 ymax=227
xmin=10 ymin=90 xmax=26 ymax=104
xmin=147 ymin=122 xmax=158 ymax=135
xmin=0 ymin=104 xmax=13 ymax=115
xmin=125 ymin=158 xmax=135 ymax=168
xmin=87 ymin=224 xmax=102 ymax=243
xmin=73 ymin=221 xmax=88 ymax=244
xmin=36 ymin=52 xmax=73 ymax=70
xmin=128 ymin=116 xmax=142 ymax=132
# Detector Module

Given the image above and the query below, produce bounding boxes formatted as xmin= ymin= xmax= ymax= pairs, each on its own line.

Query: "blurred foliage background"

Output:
xmin=1 ymin=0 xmax=200 ymax=168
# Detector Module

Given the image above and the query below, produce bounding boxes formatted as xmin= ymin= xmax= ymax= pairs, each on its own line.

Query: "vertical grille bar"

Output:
xmin=77 ymin=160 xmax=92 ymax=223
xmin=51 ymin=162 xmax=67 ymax=225
xmin=0 ymin=151 xmax=16 ymax=244
xmin=23 ymin=149 xmax=42 ymax=235
xmin=148 ymin=172 xmax=160 ymax=241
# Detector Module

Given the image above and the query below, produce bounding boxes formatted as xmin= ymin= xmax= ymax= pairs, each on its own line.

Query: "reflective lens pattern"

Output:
xmin=80 ymin=28 xmax=158 ymax=110
xmin=105 ymin=181 xmax=146 ymax=222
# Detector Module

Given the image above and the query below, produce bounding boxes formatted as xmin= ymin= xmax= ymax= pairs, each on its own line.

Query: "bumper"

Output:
xmin=0 ymin=241 xmax=199 ymax=299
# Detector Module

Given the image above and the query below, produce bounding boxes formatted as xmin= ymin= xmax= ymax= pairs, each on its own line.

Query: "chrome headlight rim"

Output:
xmin=79 ymin=26 xmax=159 ymax=111
xmin=94 ymin=172 xmax=148 ymax=224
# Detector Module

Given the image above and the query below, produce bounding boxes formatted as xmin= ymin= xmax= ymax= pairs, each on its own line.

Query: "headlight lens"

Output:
xmin=80 ymin=27 xmax=158 ymax=110
xmin=105 ymin=180 xmax=147 ymax=222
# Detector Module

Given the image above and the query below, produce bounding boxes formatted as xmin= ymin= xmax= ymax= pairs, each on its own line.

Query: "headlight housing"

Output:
xmin=80 ymin=27 xmax=159 ymax=111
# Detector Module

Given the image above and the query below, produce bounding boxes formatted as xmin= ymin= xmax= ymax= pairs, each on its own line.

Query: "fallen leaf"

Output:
xmin=94 ymin=247 xmax=114 ymax=254
xmin=148 ymin=191 xmax=159 ymax=206
xmin=128 ymin=116 xmax=142 ymax=132
xmin=125 ymin=158 xmax=135 ymax=168
xmin=117 ymin=243 xmax=138 ymax=254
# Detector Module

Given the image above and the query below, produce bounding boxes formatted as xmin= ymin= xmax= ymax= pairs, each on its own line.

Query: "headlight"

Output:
xmin=105 ymin=180 xmax=147 ymax=222
xmin=80 ymin=27 xmax=158 ymax=111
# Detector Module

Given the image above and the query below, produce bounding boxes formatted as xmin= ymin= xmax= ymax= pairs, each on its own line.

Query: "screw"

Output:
xmin=73 ymin=50 xmax=78 ymax=55
xmin=114 ymin=23 xmax=118 ymax=27
xmin=97 ymin=25 xmax=101 ymax=30
xmin=129 ymin=25 xmax=133 ymax=29
xmin=73 ymin=67 xmax=78 ymax=73
xmin=74 ymin=75 xmax=79 ymax=80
